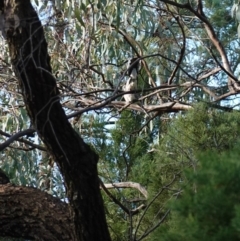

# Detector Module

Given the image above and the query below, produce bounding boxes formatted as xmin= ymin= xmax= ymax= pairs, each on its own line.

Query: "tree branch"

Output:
xmin=102 ymin=182 xmax=148 ymax=199
xmin=0 ymin=129 xmax=36 ymax=151
xmin=161 ymin=0 xmax=240 ymax=91
xmin=100 ymin=180 xmax=147 ymax=215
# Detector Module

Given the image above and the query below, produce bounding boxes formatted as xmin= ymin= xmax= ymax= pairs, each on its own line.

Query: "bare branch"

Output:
xmin=99 ymin=179 xmax=130 ymax=214
xmin=100 ymin=180 xmax=147 ymax=215
xmin=103 ymin=181 xmax=148 ymax=198
xmin=0 ymin=128 xmax=35 ymax=151
xmin=160 ymin=0 xmax=240 ymax=91
xmin=197 ymin=67 xmax=221 ymax=81
xmin=0 ymin=129 xmax=46 ymax=151
xmin=134 ymin=175 xmax=178 ymax=240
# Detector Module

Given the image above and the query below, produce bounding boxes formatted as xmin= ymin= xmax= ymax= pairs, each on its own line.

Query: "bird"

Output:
xmin=123 ymin=57 xmax=141 ymax=103
xmin=123 ymin=77 xmax=138 ymax=103
xmin=127 ymin=57 xmax=141 ymax=79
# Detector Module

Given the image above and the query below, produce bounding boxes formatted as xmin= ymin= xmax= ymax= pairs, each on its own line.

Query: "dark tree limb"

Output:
xmin=0 ymin=128 xmax=36 ymax=151
xmin=0 ymin=1 xmax=111 ymax=240
xmin=0 ymin=183 xmax=74 ymax=241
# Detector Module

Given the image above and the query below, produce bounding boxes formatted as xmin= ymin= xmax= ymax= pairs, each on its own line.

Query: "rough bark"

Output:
xmin=0 ymin=0 xmax=111 ymax=240
xmin=0 ymin=183 xmax=73 ymax=240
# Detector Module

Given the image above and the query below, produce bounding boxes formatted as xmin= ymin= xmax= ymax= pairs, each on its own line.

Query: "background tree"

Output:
xmin=159 ymin=147 xmax=240 ymax=241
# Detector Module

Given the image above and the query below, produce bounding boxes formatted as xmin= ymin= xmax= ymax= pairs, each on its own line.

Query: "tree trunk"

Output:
xmin=0 ymin=183 xmax=74 ymax=240
xmin=0 ymin=1 xmax=111 ymax=240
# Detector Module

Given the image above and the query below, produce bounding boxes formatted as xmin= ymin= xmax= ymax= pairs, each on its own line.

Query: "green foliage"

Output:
xmin=158 ymin=103 xmax=240 ymax=165
xmin=160 ymin=147 xmax=240 ymax=241
xmin=140 ymin=103 xmax=240 ymax=240
xmin=74 ymin=101 xmax=240 ymax=240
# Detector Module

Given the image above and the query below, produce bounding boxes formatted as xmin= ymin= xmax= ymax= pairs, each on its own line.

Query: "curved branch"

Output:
xmin=0 ymin=129 xmax=35 ymax=151
xmin=0 ymin=129 xmax=46 ymax=151
xmin=86 ymin=100 xmax=192 ymax=113
xmin=100 ymin=180 xmax=147 ymax=215
xmin=161 ymin=0 xmax=240 ymax=91
xmin=180 ymin=81 xmax=217 ymax=99
xmin=197 ymin=67 xmax=221 ymax=80
xmin=103 ymin=181 xmax=148 ymax=199
xmin=99 ymin=179 xmax=130 ymax=214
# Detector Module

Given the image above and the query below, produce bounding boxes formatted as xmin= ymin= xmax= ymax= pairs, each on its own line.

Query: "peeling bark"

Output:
xmin=0 ymin=0 xmax=111 ymax=240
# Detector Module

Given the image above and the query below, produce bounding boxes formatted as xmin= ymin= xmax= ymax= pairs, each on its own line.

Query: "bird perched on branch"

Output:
xmin=123 ymin=77 xmax=138 ymax=103
xmin=127 ymin=57 xmax=141 ymax=79
xmin=123 ymin=57 xmax=141 ymax=103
